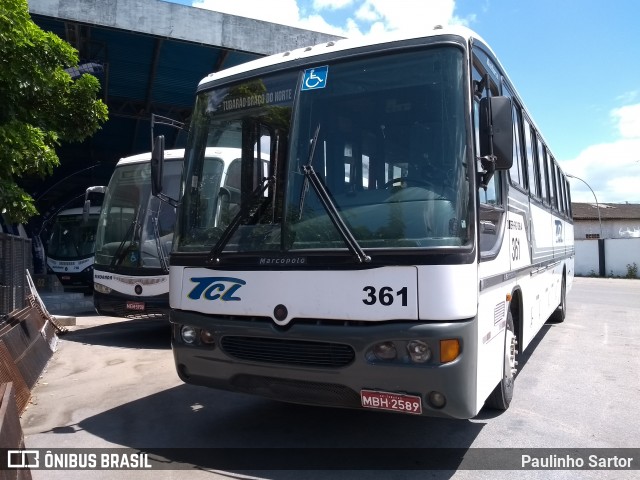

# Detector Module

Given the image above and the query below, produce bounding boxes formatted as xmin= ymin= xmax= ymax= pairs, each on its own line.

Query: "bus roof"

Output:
xmin=198 ymin=25 xmax=493 ymax=89
xmin=115 ymin=147 xmax=251 ymax=167
xmin=56 ymin=206 xmax=101 ymax=216
xmin=116 ymin=149 xmax=185 ymax=166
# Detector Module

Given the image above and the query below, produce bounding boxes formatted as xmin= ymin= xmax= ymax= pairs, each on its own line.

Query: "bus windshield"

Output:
xmin=176 ymin=46 xmax=471 ymax=256
xmin=95 ymin=159 xmax=182 ymax=270
xmin=47 ymin=211 xmax=99 ymax=260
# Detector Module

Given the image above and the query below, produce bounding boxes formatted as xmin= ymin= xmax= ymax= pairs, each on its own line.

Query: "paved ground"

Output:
xmin=17 ymin=277 xmax=640 ymax=479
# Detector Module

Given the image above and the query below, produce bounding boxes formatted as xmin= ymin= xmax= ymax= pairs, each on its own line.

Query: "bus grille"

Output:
xmin=220 ymin=336 xmax=355 ymax=368
xmin=112 ymin=304 xmax=168 ymax=320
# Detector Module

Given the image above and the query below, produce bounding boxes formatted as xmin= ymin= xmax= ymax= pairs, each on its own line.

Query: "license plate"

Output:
xmin=361 ymin=389 xmax=423 ymax=415
xmin=61 ymin=276 xmax=70 ymax=280
xmin=126 ymin=301 xmax=145 ymax=311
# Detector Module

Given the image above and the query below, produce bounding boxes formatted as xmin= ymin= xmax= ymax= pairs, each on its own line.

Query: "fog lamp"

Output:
xmin=373 ymin=341 xmax=397 ymax=360
xmin=181 ymin=325 xmax=198 ymax=344
xmin=407 ymin=340 xmax=431 ymax=363
xmin=428 ymin=391 xmax=446 ymax=409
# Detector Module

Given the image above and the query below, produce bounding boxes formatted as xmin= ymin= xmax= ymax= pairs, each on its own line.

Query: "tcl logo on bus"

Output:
xmin=187 ymin=277 xmax=245 ymax=301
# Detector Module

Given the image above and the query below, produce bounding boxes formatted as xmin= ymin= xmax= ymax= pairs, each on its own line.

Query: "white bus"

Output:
xmin=93 ymin=148 xmax=252 ymax=319
xmin=154 ymin=25 xmax=574 ymax=418
xmin=45 ymin=207 xmax=101 ymax=290
xmin=92 ymin=150 xmax=183 ymax=319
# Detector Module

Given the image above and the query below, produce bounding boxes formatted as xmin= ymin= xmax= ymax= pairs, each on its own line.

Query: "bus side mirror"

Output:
xmin=83 ymin=185 xmax=105 ymax=222
xmin=151 ymin=135 xmax=165 ymax=197
xmin=83 ymin=200 xmax=91 ymax=223
xmin=479 ymin=96 xmax=513 ymax=170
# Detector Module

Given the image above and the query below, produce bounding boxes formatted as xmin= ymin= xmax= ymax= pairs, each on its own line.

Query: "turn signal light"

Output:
xmin=440 ymin=339 xmax=460 ymax=363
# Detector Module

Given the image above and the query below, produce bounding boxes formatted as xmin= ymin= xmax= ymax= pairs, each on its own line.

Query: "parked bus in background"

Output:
xmin=93 ymin=148 xmax=249 ymax=319
xmin=154 ymin=25 xmax=574 ymax=419
xmin=90 ymin=150 xmax=182 ymax=319
xmin=45 ymin=206 xmax=101 ymax=290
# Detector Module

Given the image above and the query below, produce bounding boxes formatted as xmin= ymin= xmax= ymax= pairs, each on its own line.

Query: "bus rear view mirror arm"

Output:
xmin=151 ymin=135 xmax=178 ymax=208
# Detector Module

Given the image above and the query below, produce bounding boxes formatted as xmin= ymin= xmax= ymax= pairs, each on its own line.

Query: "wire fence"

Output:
xmin=0 ymin=233 xmax=33 ymax=317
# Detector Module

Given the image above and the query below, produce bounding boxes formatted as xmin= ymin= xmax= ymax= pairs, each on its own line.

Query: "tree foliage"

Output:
xmin=0 ymin=0 xmax=109 ymax=223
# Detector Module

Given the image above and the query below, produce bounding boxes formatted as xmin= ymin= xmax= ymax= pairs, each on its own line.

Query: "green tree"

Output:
xmin=0 ymin=0 xmax=108 ymax=223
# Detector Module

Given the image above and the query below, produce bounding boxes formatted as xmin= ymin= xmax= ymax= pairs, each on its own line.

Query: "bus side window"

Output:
xmin=509 ymin=103 xmax=527 ymax=190
xmin=547 ymin=154 xmax=558 ymax=210
xmin=537 ymin=137 xmax=549 ymax=204
xmin=523 ymin=119 xmax=538 ymax=198
xmin=474 ymin=93 xmax=503 ymax=256
xmin=556 ymin=165 xmax=566 ymax=214
xmin=565 ymin=177 xmax=573 ymax=217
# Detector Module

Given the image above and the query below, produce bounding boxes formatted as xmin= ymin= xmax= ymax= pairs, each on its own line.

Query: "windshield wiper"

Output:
xmin=110 ymin=207 xmax=141 ymax=267
xmin=207 ymin=176 xmax=275 ymax=263
xmin=151 ymin=210 xmax=170 ymax=272
xmin=300 ymin=125 xmax=371 ymax=264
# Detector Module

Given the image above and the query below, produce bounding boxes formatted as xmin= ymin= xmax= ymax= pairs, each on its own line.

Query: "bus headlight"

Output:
xmin=407 ymin=340 xmax=431 ymax=363
xmin=93 ymin=282 xmax=111 ymax=294
xmin=372 ymin=341 xmax=397 ymax=360
xmin=200 ymin=329 xmax=216 ymax=345
xmin=181 ymin=326 xmax=198 ymax=345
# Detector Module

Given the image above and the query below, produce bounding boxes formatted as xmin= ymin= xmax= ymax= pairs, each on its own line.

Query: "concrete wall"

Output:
xmin=29 ymin=0 xmax=342 ymax=56
xmin=574 ymin=219 xmax=640 ymax=239
xmin=575 ymin=240 xmax=600 ymax=276
xmin=575 ymin=238 xmax=640 ymax=277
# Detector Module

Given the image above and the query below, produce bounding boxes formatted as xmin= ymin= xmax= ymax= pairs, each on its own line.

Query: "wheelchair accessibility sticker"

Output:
xmin=301 ymin=66 xmax=329 ymax=91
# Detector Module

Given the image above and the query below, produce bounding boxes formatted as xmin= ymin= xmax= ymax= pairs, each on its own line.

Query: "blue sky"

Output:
xmin=164 ymin=0 xmax=640 ymax=203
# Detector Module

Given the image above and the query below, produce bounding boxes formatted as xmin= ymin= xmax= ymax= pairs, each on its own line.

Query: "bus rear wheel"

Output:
xmin=486 ymin=310 xmax=517 ymax=410
xmin=549 ymin=275 xmax=566 ymax=323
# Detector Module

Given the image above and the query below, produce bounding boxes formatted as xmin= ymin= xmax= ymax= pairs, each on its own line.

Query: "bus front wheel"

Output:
xmin=486 ymin=310 xmax=517 ymax=410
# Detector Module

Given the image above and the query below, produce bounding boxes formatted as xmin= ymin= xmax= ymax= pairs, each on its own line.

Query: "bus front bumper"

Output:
xmin=171 ymin=310 xmax=479 ymax=419
xmin=94 ymin=291 xmax=170 ymax=319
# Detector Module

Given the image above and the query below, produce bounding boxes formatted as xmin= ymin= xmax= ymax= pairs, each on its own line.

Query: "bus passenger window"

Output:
xmin=509 ymin=104 xmax=526 ymax=190
xmin=523 ymin=120 xmax=538 ymax=197
xmin=475 ymin=96 xmax=504 ymax=256
xmin=537 ymin=138 xmax=549 ymax=203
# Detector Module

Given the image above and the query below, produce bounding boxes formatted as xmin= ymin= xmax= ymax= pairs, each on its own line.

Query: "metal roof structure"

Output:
xmin=572 ymin=202 xmax=640 ymax=220
xmin=24 ymin=0 xmax=341 ymax=230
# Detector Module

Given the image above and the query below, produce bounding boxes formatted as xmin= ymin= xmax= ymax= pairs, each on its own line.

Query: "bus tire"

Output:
xmin=486 ymin=310 xmax=517 ymax=410
xmin=549 ymin=275 xmax=566 ymax=323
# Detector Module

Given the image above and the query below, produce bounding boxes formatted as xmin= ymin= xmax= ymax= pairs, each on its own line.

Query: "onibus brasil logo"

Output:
xmin=187 ymin=277 xmax=246 ymax=301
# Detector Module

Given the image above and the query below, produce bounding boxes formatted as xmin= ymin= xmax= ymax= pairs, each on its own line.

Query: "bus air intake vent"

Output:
xmin=220 ymin=336 xmax=355 ymax=368
xmin=230 ymin=374 xmax=361 ymax=407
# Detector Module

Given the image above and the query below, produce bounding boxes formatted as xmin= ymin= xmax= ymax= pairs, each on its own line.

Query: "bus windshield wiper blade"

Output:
xmin=151 ymin=212 xmax=170 ymax=272
xmin=207 ymin=176 xmax=275 ymax=263
xmin=110 ymin=207 xmax=141 ymax=267
xmin=301 ymin=125 xmax=371 ymax=264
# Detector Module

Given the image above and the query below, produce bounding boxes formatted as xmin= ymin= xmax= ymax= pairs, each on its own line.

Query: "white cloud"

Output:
xmin=611 ymin=104 xmax=640 ymax=139
xmin=357 ymin=0 xmax=457 ymax=33
xmin=561 ymin=103 xmax=640 ymax=203
xmin=192 ymin=0 xmax=471 ymax=37
xmin=193 ymin=0 xmax=347 ymax=34
xmin=313 ymin=0 xmax=353 ymax=9
xmin=193 ymin=0 xmax=300 ymax=28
